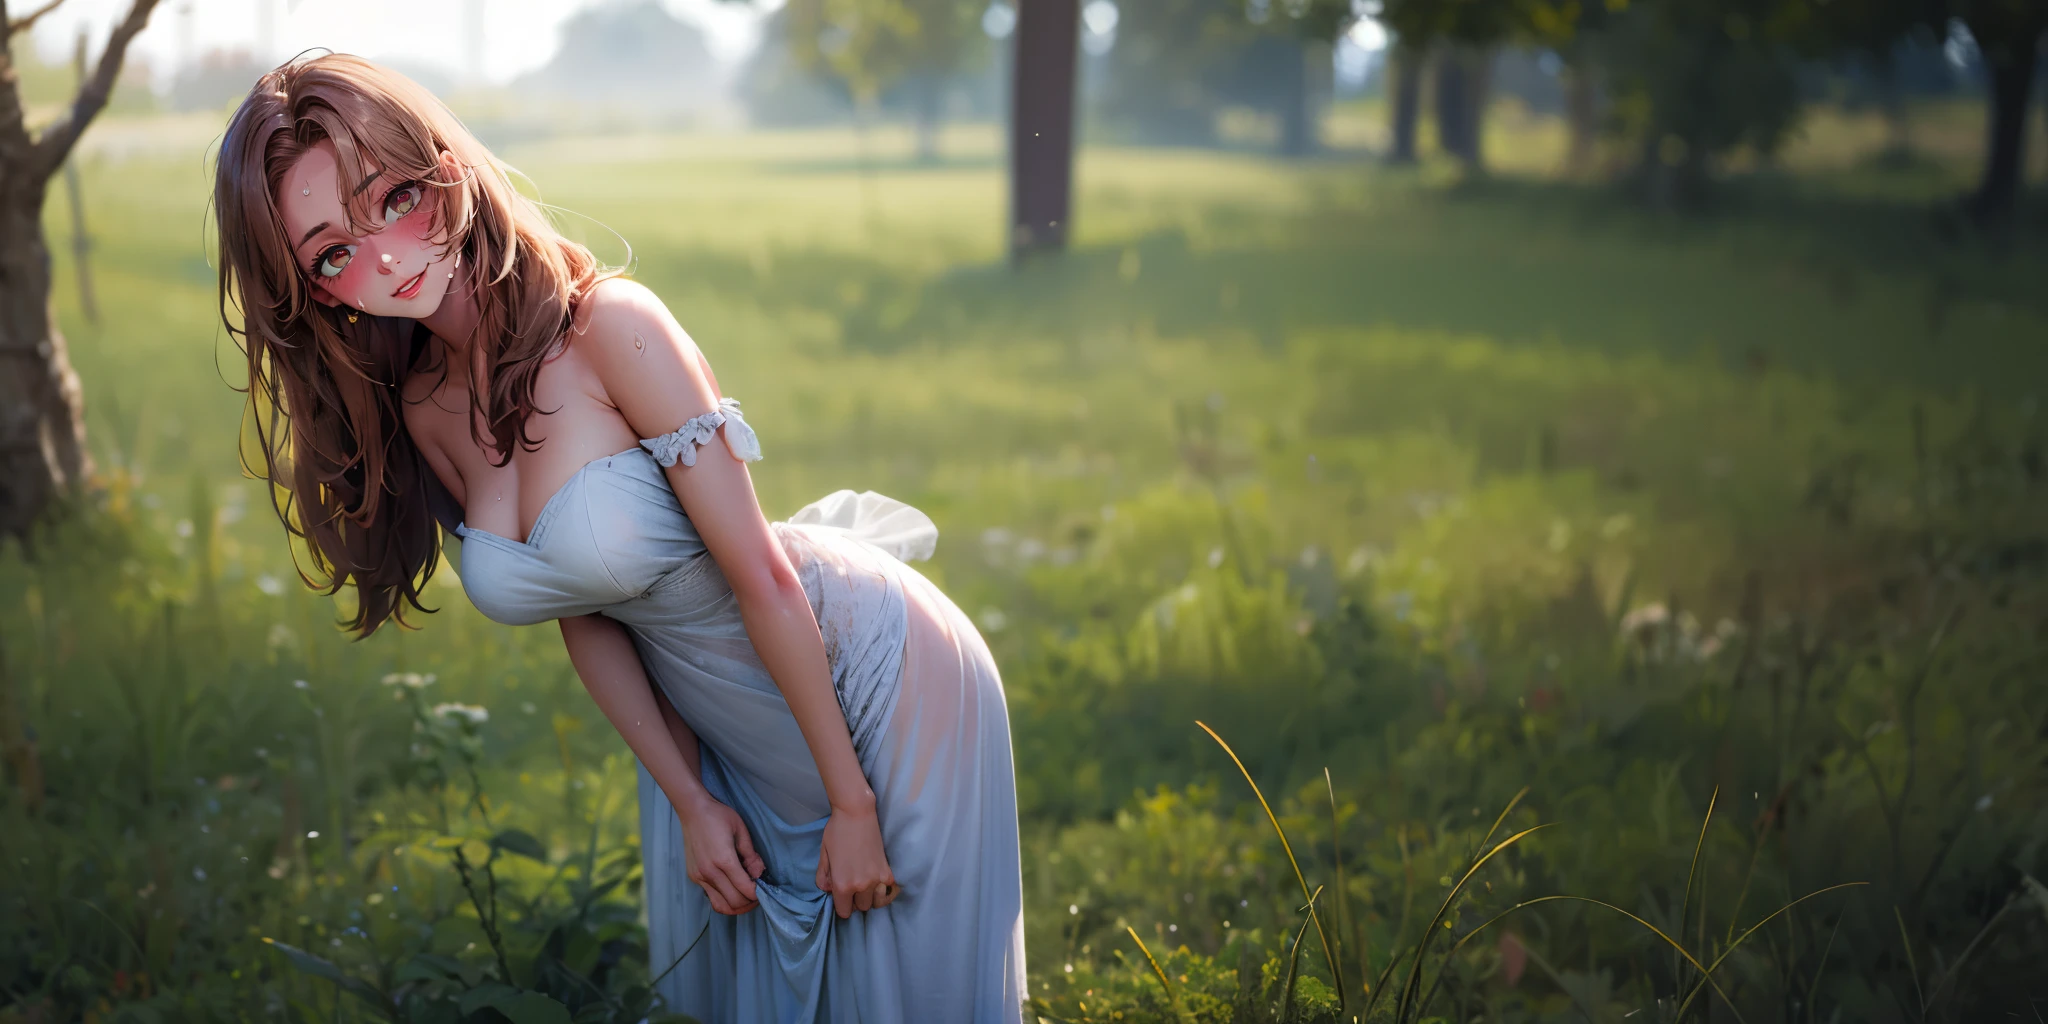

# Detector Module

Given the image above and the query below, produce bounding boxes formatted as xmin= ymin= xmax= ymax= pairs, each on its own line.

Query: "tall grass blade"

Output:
xmin=69 ymin=896 xmax=148 ymax=966
xmin=1361 ymin=944 xmax=1408 ymax=1022
xmin=1395 ymin=823 xmax=1552 ymax=1022
xmin=1924 ymin=890 xmax=2018 ymax=1010
xmin=1415 ymin=898 xmax=1558 ymax=1018
xmin=1723 ymin=830 xmax=1764 ymax=946
xmin=649 ymin=919 xmax=711 ymax=989
xmin=1279 ymin=886 xmax=1324 ymax=1022
xmin=1196 ymin=720 xmax=1344 ymax=1008
xmin=1324 ymin=766 xmax=1357 ymax=1005
xmin=262 ymin=937 xmax=394 ymax=1017
xmin=1805 ymin=913 xmax=1843 ymax=1024
xmin=1668 ymin=882 xmax=1867 ymax=1021
xmin=1679 ymin=787 xmax=1719 ymax=991
xmin=1895 ymin=906 xmax=1926 ymax=1019
xmin=1126 ymin=924 xmax=1178 ymax=1007
xmin=1478 ymin=786 xmax=1531 ymax=856
xmin=1535 ymin=895 xmax=1751 ymax=1024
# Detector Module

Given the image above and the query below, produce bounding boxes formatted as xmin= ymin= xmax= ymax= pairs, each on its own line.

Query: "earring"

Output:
xmin=347 ymin=310 xmax=359 ymax=323
xmin=301 ymin=187 xmax=310 ymax=195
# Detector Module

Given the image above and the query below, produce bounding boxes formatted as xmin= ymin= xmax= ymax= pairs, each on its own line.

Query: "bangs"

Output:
xmin=271 ymin=73 xmax=473 ymax=277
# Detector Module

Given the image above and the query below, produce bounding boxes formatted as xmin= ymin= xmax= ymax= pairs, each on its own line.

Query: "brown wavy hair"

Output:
xmin=213 ymin=52 xmax=619 ymax=636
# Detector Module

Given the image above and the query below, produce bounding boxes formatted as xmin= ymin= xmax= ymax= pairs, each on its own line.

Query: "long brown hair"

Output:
xmin=214 ymin=52 xmax=618 ymax=636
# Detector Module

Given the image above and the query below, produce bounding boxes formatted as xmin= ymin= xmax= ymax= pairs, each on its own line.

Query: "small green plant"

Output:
xmin=263 ymin=678 xmax=703 ymax=1023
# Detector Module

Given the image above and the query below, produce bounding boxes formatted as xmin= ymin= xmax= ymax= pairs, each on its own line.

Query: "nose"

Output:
xmin=377 ymin=251 xmax=398 ymax=275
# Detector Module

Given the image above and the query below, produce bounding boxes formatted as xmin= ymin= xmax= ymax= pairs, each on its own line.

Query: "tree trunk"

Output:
xmin=914 ymin=72 xmax=943 ymax=164
xmin=1387 ymin=43 xmax=1422 ymax=164
xmin=1966 ymin=26 xmax=2040 ymax=226
xmin=1010 ymin=0 xmax=1079 ymax=261
xmin=1277 ymin=37 xmax=1312 ymax=157
xmin=0 ymin=0 xmax=161 ymax=539
xmin=0 ymin=194 xmax=96 ymax=540
xmin=1434 ymin=46 xmax=1491 ymax=171
xmin=1562 ymin=53 xmax=1600 ymax=177
xmin=1468 ymin=48 xmax=1494 ymax=169
xmin=1876 ymin=51 xmax=1912 ymax=163
xmin=1433 ymin=48 xmax=1467 ymax=162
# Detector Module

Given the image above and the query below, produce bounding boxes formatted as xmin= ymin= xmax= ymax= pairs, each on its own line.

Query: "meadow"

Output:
xmin=2 ymin=105 xmax=2046 ymax=1022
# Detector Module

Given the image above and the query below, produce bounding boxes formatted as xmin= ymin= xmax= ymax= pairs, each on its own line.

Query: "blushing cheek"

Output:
xmin=328 ymin=262 xmax=364 ymax=305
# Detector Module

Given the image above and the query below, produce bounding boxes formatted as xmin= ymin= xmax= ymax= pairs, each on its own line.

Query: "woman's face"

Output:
xmin=276 ymin=139 xmax=457 ymax=319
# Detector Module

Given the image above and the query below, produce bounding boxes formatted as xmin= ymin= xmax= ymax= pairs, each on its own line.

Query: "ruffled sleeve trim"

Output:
xmin=638 ymin=396 xmax=764 ymax=468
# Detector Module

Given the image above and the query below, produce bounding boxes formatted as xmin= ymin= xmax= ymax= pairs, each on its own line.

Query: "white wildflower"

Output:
xmin=432 ymin=703 xmax=489 ymax=725
xmin=1619 ymin=603 xmax=1669 ymax=636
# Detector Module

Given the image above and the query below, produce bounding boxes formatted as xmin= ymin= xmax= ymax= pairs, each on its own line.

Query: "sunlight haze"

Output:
xmin=27 ymin=0 xmax=771 ymax=88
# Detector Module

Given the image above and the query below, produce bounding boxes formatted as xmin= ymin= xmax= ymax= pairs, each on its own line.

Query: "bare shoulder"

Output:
xmin=567 ymin=278 xmax=716 ymax=409
xmin=571 ymin=278 xmax=694 ymax=361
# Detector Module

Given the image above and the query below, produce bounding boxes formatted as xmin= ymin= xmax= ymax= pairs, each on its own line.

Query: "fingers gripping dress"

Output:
xmin=436 ymin=398 xmax=1028 ymax=1023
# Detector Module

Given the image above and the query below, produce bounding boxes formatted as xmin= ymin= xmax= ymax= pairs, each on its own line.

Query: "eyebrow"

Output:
xmin=294 ymin=169 xmax=384 ymax=248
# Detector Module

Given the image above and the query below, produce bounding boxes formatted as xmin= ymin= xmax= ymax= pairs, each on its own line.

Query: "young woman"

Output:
xmin=213 ymin=53 xmax=1026 ymax=1022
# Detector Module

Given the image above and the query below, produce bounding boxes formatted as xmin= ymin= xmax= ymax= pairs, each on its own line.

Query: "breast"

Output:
xmin=448 ymin=451 xmax=712 ymax=626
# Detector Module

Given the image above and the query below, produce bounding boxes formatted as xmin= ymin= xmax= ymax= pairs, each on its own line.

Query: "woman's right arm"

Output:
xmin=558 ymin=613 xmax=765 ymax=914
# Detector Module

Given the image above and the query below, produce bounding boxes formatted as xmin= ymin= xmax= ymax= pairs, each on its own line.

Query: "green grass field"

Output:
xmin=4 ymin=107 xmax=2046 ymax=1021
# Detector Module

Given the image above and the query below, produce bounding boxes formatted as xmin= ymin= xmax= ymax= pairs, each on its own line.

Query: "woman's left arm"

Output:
xmin=579 ymin=281 xmax=897 ymax=920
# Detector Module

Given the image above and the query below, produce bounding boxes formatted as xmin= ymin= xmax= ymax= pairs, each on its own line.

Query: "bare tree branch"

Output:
xmin=6 ymin=0 xmax=72 ymax=39
xmin=27 ymin=0 xmax=160 ymax=182
xmin=0 ymin=0 xmax=27 ymax=152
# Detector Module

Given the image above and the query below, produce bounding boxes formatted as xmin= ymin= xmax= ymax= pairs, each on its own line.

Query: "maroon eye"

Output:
xmin=383 ymin=182 xmax=422 ymax=225
xmin=312 ymin=244 xmax=357 ymax=279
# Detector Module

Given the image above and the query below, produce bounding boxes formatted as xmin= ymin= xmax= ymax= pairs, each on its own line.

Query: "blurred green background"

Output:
xmin=3 ymin=3 xmax=2048 ymax=1021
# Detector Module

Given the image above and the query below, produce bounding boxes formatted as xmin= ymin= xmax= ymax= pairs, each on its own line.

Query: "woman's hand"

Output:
xmin=677 ymin=795 xmax=766 ymax=916
xmin=815 ymin=802 xmax=899 ymax=919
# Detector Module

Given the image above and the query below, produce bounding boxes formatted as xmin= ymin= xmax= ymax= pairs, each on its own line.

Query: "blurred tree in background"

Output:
xmin=1371 ymin=0 xmax=2039 ymax=219
xmin=1094 ymin=0 xmax=1261 ymax=146
xmin=1378 ymin=0 xmax=1532 ymax=171
xmin=739 ymin=0 xmax=2039 ymax=223
xmin=1602 ymin=0 xmax=1809 ymax=208
xmin=776 ymin=0 xmax=990 ymax=159
xmin=1943 ymin=0 xmax=2048 ymax=223
xmin=1094 ymin=0 xmax=1353 ymax=155
xmin=510 ymin=0 xmax=721 ymax=127
xmin=1252 ymin=0 xmax=1356 ymax=156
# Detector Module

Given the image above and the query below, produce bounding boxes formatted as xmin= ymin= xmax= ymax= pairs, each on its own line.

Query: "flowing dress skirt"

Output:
xmin=632 ymin=521 xmax=1027 ymax=1023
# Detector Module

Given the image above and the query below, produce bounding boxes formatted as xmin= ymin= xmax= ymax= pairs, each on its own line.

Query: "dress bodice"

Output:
xmin=442 ymin=396 xmax=934 ymax=629
xmin=449 ymin=445 xmax=714 ymax=625
xmin=436 ymin=397 xmax=939 ymax=822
